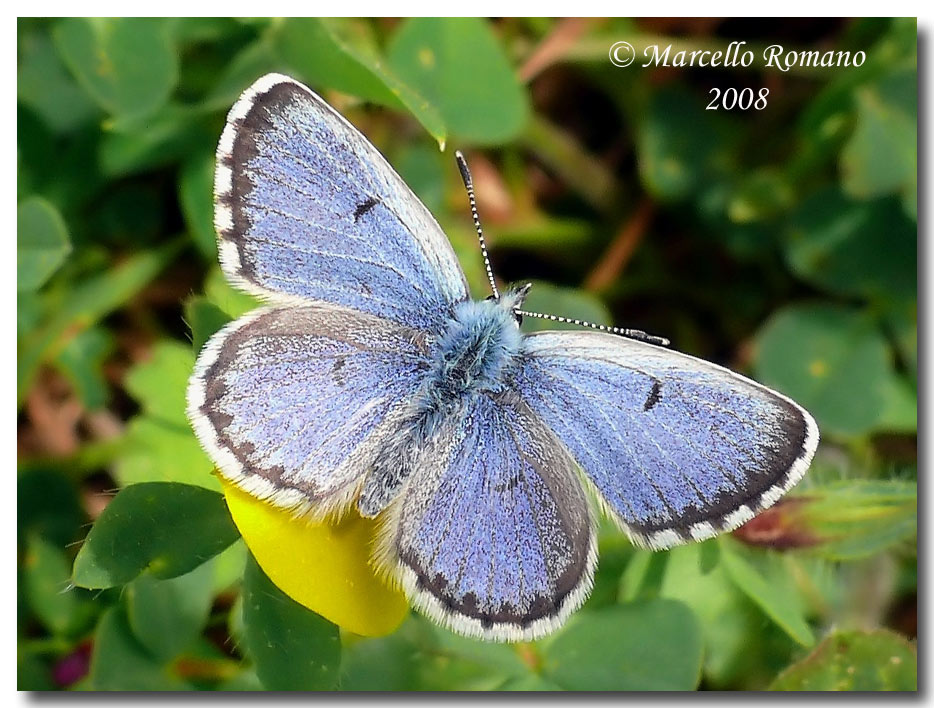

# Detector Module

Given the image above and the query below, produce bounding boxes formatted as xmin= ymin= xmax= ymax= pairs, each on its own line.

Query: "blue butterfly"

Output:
xmin=187 ymin=74 xmax=819 ymax=642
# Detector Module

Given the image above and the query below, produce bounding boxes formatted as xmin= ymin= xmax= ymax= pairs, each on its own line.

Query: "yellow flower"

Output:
xmin=222 ymin=480 xmax=408 ymax=637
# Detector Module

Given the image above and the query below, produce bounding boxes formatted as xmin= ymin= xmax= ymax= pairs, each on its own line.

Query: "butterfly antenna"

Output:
xmin=455 ymin=151 xmax=499 ymax=300
xmin=455 ymin=151 xmax=667 ymax=347
xmin=514 ymin=309 xmax=671 ymax=347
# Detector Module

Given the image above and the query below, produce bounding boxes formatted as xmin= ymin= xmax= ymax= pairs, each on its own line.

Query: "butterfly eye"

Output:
xmin=513 ymin=310 xmax=523 ymax=326
xmin=485 ymin=295 xmax=497 ymax=302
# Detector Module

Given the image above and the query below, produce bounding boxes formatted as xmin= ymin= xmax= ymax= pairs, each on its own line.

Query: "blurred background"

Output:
xmin=18 ymin=18 xmax=916 ymax=691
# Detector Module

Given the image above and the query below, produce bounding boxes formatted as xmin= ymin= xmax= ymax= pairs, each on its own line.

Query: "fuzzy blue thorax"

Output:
xmin=426 ymin=296 xmax=523 ymax=406
xmin=357 ymin=291 xmax=527 ymax=517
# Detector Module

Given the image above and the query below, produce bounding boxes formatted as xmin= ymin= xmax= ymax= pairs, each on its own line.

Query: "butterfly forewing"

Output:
xmin=516 ymin=331 xmax=819 ymax=549
xmin=214 ymin=73 xmax=468 ymax=331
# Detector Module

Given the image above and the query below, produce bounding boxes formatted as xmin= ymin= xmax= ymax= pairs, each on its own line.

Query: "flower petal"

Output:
xmin=222 ymin=480 xmax=408 ymax=637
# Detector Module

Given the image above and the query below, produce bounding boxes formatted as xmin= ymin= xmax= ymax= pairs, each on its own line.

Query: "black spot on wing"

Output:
xmin=353 ymin=196 xmax=379 ymax=222
xmin=643 ymin=379 xmax=663 ymax=411
xmin=494 ymin=476 xmax=520 ymax=493
xmin=331 ymin=357 xmax=346 ymax=386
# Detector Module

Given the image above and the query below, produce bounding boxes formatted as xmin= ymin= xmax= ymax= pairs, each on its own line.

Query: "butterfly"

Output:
xmin=187 ymin=73 xmax=819 ymax=642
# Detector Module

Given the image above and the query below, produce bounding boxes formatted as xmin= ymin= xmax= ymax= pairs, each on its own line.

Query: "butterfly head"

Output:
xmin=486 ymin=282 xmax=532 ymax=327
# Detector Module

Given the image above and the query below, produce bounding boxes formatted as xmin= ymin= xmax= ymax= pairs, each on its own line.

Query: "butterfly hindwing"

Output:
xmin=215 ymin=73 xmax=469 ymax=331
xmin=187 ymin=303 xmax=432 ymax=517
xmin=516 ymin=331 xmax=819 ymax=549
xmin=377 ymin=392 xmax=596 ymax=642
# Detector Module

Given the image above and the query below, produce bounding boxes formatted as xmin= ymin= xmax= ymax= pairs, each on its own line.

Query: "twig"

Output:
xmin=519 ymin=18 xmax=600 ymax=83
xmin=584 ymin=199 xmax=655 ymax=292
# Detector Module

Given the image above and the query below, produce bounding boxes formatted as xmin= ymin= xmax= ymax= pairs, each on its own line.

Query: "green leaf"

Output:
xmin=339 ymin=633 xmax=420 ymax=691
xmin=179 ymin=151 xmax=217 ymax=259
xmin=17 ymin=290 xmax=42 ymax=339
xmin=217 ymin=669 xmax=265 ymax=691
xmin=17 ymin=242 xmax=179 ymax=407
xmin=542 ymin=599 xmax=703 ymax=690
xmin=586 ymin=527 xmax=633 ymax=609
xmin=423 ymin=622 xmax=530 ymax=680
xmin=387 ymin=17 xmax=528 ymax=144
xmin=519 ymin=281 xmax=612 ymax=334
xmin=72 ymin=482 xmax=239 ymax=589
xmin=636 ymin=87 xmax=732 ymax=202
xmin=124 ymin=340 xmax=194 ymax=424
xmin=17 ymin=651 xmax=54 ymax=691
xmin=840 ymin=66 xmax=917 ymax=218
xmin=499 ymin=675 xmax=564 ymax=691
xmin=89 ymin=606 xmax=192 ymax=690
xmin=204 ymin=266 xmax=260 ymax=320
xmin=753 ymin=304 xmax=895 ymax=437
xmin=18 ymin=467 xmax=85 ymax=550
xmin=784 ymin=481 xmax=917 ymax=560
xmin=881 ymin=298 xmax=917 ymax=377
xmin=23 ymin=534 xmax=77 ymax=635
xmin=200 ymin=38 xmax=281 ymax=112
xmin=242 ymin=554 xmax=341 ymax=690
xmin=784 ymin=189 xmax=916 ymax=302
xmin=184 ymin=296 xmax=231 ymax=353
xmin=115 ymin=339 xmax=220 ymax=490
xmin=164 ymin=16 xmax=238 ymax=43
xmin=99 ymin=104 xmax=214 ymax=177
xmin=658 ymin=543 xmax=763 ymax=688
xmin=727 ymin=169 xmax=795 ymax=224
xmin=273 ymin=18 xmax=446 ymax=145
xmin=17 ymin=29 xmax=99 ymax=133
xmin=770 ymin=629 xmax=916 ymax=690
xmin=618 ymin=549 xmax=653 ymax=602
xmin=114 ymin=416 xmax=220 ymax=491
xmin=17 ymin=196 xmax=71 ymax=292
xmin=393 ymin=141 xmax=446 ymax=215
xmin=24 ymin=117 xmax=106 ymax=212
xmin=273 ymin=18 xmax=396 ymax=105
xmin=227 ymin=594 xmax=246 ymax=655
xmin=54 ymin=326 xmax=114 ymax=410
xmin=877 ymin=374 xmax=918 ymax=433
xmin=54 ymin=18 xmax=177 ymax=119
xmin=387 ymin=615 xmax=533 ymax=690
xmin=618 ymin=549 xmax=669 ymax=602
xmin=209 ymin=540 xmax=248 ymax=593
xmin=698 ymin=538 xmax=722 ymax=574
xmin=126 ymin=562 xmax=216 ymax=661
xmin=719 ymin=542 xmax=815 ymax=647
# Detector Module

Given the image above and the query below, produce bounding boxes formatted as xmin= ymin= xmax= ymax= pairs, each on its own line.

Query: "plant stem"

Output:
xmin=584 ymin=198 xmax=655 ymax=292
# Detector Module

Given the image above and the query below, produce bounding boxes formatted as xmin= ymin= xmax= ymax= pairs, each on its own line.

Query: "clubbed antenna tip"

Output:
xmin=455 ymin=150 xmax=472 ymax=188
xmin=514 ymin=309 xmax=671 ymax=347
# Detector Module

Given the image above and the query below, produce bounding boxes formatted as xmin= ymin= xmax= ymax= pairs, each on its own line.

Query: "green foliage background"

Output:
xmin=17 ymin=18 xmax=916 ymax=691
